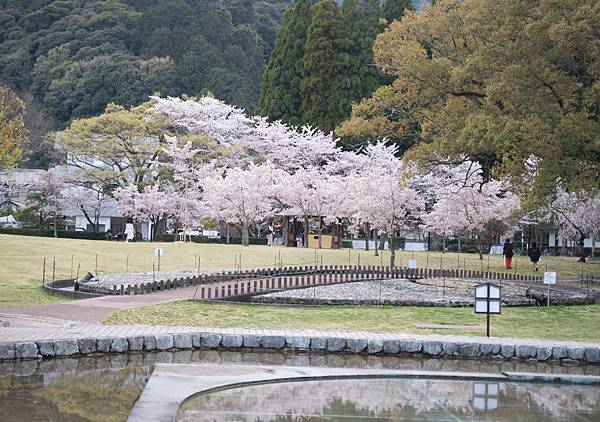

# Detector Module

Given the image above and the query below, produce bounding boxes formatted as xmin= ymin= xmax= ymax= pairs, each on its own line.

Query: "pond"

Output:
xmin=177 ymin=377 xmax=600 ymax=421
xmin=1 ymin=350 xmax=599 ymax=422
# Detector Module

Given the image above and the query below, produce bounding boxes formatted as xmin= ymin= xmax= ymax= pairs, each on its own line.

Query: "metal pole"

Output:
xmin=52 ymin=256 xmax=56 ymax=283
xmin=426 ymin=253 xmax=429 ymax=269
xmin=95 ymin=253 xmax=98 ymax=274
xmin=358 ymin=253 xmax=360 ymax=266
xmin=547 ymin=284 xmax=550 ymax=307
xmin=443 ymin=276 xmax=446 ymax=301
xmin=42 ymin=257 xmax=46 ymax=286
xmin=379 ymin=279 xmax=382 ymax=305
xmin=197 ymin=256 xmax=201 ymax=275
xmin=153 ymin=262 xmax=155 ymax=283
xmin=486 ymin=283 xmax=490 ymax=337
xmin=126 ymin=254 xmax=129 ymax=273
xmin=70 ymin=254 xmax=74 ymax=279
xmin=348 ymin=248 xmax=351 ymax=265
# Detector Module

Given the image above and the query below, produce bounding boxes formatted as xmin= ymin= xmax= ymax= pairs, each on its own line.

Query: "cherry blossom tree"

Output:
xmin=62 ymin=186 xmax=112 ymax=232
xmin=30 ymin=168 xmax=67 ymax=237
xmin=151 ymin=95 xmax=253 ymax=147
xmin=549 ymin=188 xmax=600 ymax=262
xmin=113 ymin=184 xmax=174 ymax=241
xmin=151 ymin=95 xmax=343 ymax=171
xmin=350 ymin=169 xmax=423 ymax=267
xmin=250 ymin=118 xmax=339 ymax=170
xmin=423 ymin=160 xmax=520 ymax=259
xmin=276 ymin=167 xmax=327 ymax=248
xmin=203 ymin=163 xmax=283 ymax=246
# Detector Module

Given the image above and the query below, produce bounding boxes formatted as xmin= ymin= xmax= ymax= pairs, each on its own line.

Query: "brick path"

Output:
xmin=1 ymin=285 xmax=202 ymax=324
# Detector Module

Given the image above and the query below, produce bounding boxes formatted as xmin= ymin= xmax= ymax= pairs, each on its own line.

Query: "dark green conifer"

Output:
xmin=259 ymin=0 xmax=312 ymax=125
xmin=381 ymin=0 xmax=413 ymax=23
xmin=300 ymin=0 xmax=346 ymax=132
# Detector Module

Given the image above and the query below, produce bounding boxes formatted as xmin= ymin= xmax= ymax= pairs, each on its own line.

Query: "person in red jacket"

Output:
xmin=502 ymin=238 xmax=514 ymax=270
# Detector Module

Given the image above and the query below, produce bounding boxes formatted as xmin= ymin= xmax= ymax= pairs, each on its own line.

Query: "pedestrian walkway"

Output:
xmin=1 ymin=284 xmax=201 ymax=324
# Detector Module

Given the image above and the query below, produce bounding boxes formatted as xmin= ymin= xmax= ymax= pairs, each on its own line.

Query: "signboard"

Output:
xmin=408 ymin=259 xmax=417 ymax=269
xmin=474 ymin=283 xmax=501 ymax=315
xmin=473 ymin=383 xmax=499 ymax=411
xmin=543 ymin=272 xmax=556 ymax=285
xmin=155 ymin=248 xmax=164 ymax=257
xmin=474 ymin=282 xmax=502 ymax=337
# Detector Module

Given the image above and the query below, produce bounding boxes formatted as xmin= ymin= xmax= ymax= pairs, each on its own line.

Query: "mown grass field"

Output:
xmin=105 ymin=301 xmax=600 ymax=342
xmin=1 ymin=234 xmax=598 ymax=308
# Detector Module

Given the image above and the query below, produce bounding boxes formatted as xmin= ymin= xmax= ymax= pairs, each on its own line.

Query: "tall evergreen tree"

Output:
xmin=339 ymin=0 xmax=382 ymax=110
xmin=301 ymin=0 xmax=347 ymax=132
xmin=259 ymin=0 xmax=311 ymax=125
xmin=382 ymin=0 xmax=413 ymax=23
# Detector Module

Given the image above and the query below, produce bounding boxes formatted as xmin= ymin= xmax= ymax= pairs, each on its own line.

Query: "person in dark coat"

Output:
xmin=528 ymin=242 xmax=541 ymax=272
xmin=502 ymin=238 xmax=514 ymax=270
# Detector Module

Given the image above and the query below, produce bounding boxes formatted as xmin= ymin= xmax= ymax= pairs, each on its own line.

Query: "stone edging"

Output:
xmin=1 ymin=332 xmax=599 ymax=364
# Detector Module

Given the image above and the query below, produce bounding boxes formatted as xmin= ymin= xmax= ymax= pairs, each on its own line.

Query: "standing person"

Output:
xmin=528 ymin=242 xmax=541 ymax=272
xmin=503 ymin=238 xmax=514 ymax=270
xmin=267 ymin=224 xmax=274 ymax=246
xmin=125 ymin=220 xmax=135 ymax=243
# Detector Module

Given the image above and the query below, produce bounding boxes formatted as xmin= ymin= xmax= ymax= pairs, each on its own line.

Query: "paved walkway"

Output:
xmin=0 ymin=321 xmax=599 ymax=348
xmin=0 ymin=285 xmax=202 ymax=324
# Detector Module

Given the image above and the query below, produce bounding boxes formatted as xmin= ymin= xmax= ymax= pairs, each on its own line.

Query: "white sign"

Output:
xmin=474 ymin=283 xmax=502 ymax=315
xmin=543 ymin=272 xmax=556 ymax=285
xmin=408 ymin=259 xmax=417 ymax=269
xmin=155 ymin=248 xmax=164 ymax=257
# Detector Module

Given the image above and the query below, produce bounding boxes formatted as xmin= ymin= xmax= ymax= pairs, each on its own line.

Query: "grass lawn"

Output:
xmin=105 ymin=300 xmax=600 ymax=342
xmin=1 ymin=234 xmax=599 ymax=308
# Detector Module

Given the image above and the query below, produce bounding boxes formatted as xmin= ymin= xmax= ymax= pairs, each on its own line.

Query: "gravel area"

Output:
xmin=251 ymin=278 xmax=591 ymax=307
xmin=84 ymin=271 xmax=208 ymax=289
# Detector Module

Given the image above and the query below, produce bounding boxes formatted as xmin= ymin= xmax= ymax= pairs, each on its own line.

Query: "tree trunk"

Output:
xmin=578 ymin=234 xmax=586 ymax=262
xmin=374 ymin=231 xmax=379 ymax=256
xmin=242 ymin=223 xmax=250 ymax=247
xmin=303 ymin=216 xmax=309 ymax=248
xmin=364 ymin=222 xmax=370 ymax=251
xmin=560 ymin=237 xmax=568 ymax=256
xmin=53 ymin=213 xmax=57 ymax=238
xmin=592 ymin=233 xmax=596 ymax=259
xmin=282 ymin=217 xmax=289 ymax=247
xmin=477 ymin=235 xmax=483 ymax=260
xmin=389 ymin=231 xmax=396 ymax=268
xmin=318 ymin=217 xmax=323 ymax=249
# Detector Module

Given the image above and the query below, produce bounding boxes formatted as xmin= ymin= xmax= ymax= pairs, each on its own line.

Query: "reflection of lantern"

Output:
xmin=473 ymin=382 xmax=499 ymax=411
xmin=474 ymin=282 xmax=502 ymax=337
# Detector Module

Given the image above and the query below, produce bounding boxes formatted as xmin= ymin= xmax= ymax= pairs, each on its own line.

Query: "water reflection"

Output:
xmin=1 ymin=350 xmax=599 ymax=422
xmin=176 ymin=378 xmax=600 ymax=422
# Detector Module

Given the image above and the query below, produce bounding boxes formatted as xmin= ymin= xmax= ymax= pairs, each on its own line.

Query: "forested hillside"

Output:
xmin=0 ymin=0 xmax=291 ymax=129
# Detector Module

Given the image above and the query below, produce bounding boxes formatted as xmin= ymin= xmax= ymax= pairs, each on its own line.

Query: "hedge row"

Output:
xmin=160 ymin=234 xmax=268 ymax=245
xmin=0 ymin=227 xmax=106 ymax=240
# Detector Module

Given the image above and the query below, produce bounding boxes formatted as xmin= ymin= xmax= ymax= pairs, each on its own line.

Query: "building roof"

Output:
xmin=0 ymin=168 xmax=45 ymax=186
xmin=62 ymin=198 xmax=124 ymax=218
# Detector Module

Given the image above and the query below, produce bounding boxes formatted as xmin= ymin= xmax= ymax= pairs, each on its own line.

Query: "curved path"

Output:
xmin=0 ymin=285 xmax=201 ymax=326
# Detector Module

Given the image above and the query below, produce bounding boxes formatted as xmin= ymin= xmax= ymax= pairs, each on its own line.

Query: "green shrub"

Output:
xmin=0 ymin=227 xmax=105 ymax=240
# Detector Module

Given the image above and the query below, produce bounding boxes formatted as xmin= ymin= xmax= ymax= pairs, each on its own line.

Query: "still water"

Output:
xmin=177 ymin=378 xmax=600 ymax=422
xmin=1 ymin=350 xmax=599 ymax=422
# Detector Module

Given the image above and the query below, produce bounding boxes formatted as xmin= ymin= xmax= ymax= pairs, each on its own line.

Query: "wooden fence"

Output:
xmin=77 ymin=265 xmax=543 ymax=298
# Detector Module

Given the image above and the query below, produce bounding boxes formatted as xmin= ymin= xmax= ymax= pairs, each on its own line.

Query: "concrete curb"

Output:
xmin=0 ymin=332 xmax=598 ymax=364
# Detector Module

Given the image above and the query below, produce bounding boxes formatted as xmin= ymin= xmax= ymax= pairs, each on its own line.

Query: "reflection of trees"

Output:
xmin=178 ymin=378 xmax=600 ymax=422
xmin=32 ymin=368 xmax=150 ymax=422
